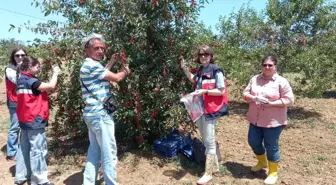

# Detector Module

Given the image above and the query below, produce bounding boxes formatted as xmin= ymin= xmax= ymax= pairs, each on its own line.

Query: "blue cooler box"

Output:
xmin=153 ymin=139 xmax=179 ymax=158
xmin=153 ymin=130 xmax=192 ymax=158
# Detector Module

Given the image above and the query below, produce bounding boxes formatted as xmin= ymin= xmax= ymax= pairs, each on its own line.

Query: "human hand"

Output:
xmin=110 ymin=53 xmax=120 ymax=63
xmin=262 ymin=101 xmax=279 ymax=107
xmin=52 ymin=66 xmax=61 ymax=75
xmin=253 ymin=96 xmax=269 ymax=104
xmin=178 ymin=56 xmax=188 ymax=70
xmin=192 ymin=89 xmax=207 ymax=96
xmin=121 ymin=64 xmax=131 ymax=75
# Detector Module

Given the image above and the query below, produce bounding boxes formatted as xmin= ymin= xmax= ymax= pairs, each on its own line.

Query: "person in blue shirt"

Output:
xmin=80 ymin=33 xmax=131 ymax=185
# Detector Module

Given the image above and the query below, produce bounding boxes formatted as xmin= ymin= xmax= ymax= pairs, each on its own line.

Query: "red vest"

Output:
xmin=17 ymin=72 xmax=49 ymax=129
xmin=5 ymin=67 xmax=18 ymax=102
xmin=193 ymin=64 xmax=229 ymax=120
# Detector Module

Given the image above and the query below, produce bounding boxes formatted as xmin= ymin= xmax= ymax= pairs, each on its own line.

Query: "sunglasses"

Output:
xmin=198 ymin=53 xmax=210 ymax=58
xmin=14 ymin=54 xmax=26 ymax=57
xmin=262 ymin=64 xmax=274 ymax=67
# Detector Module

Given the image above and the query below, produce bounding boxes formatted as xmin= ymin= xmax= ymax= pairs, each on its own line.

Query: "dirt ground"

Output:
xmin=0 ymin=80 xmax=336 ymax=185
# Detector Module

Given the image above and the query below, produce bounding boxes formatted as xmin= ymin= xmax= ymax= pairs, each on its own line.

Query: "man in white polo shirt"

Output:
xmin=80 ymin=33 xmax=131 ymax=185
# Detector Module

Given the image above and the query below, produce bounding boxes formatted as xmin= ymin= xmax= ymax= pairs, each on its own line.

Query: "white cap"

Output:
xmin=82 ymin=33 xmax=105 ymax=49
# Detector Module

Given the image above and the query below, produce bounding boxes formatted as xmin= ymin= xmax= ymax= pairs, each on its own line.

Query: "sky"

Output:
xmin=0 ymin=0 xmax=268 ymax=44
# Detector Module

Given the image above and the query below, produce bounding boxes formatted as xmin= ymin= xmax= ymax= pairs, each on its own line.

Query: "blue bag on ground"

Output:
xmin=153 ymin=130 xmax=192 ymax=158
xmin=192 ymin=137 xmax=222 ymax=165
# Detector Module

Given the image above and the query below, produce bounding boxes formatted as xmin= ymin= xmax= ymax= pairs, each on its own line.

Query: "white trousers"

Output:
xmin=196 ymin=115 xmax=217 ymax=155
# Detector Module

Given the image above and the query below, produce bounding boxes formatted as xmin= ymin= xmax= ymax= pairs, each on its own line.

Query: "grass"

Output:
xmin=315 ymin=154 xmax=329 ymax=162
xmin=297 ymin=154 xmax=330 ymax=176
xmin=286 ymin=118 xmax=318 ymax=129
xmin=308 ymin=118 xmax=317 ymax=129
xmin=219 ymin=164 xmax=230 ymax=175
xmin=327 ymin=124 xmax=336 ymax=136
xmin=299 ymin=154 xmax=330 ymax=166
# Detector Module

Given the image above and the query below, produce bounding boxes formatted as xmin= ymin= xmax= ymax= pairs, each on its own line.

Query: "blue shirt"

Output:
xmin=80 ymin=58 xmax=110 ymax=119
xmin=194 ymin=65 xmax=225 ymax=90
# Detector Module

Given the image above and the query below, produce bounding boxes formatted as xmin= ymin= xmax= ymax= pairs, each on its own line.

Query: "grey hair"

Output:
xmin=85 ymin=38 xmax=104 ymax=49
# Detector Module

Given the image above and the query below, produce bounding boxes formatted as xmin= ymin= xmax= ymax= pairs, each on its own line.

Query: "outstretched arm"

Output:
xmin=37 ymin=66 xmax=60 ymax=92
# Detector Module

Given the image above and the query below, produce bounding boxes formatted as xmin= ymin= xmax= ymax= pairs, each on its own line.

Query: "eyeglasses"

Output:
xmin=262 ymin=64 xmax=274 ymax=68
xmin=14 ymin=54 xmax=26 ymax=58
xmin=198 ymin=53 xmax=210 ymax=58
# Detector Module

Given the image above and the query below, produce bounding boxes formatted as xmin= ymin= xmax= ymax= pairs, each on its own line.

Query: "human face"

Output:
xmin=198 ymin=49 xmax=211 ymax=67
xmin=29 ymin=63 xmax=41 ymax=75
xmin=14 ymin=50 xmax=26 ymax=65
xmin=262 ymin=59 xmax=276 ymax=77
xmin=85 ymin=39 xmax=105 ymax=61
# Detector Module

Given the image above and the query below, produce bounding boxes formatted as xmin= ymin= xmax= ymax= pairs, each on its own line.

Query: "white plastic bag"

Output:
xmin=180 ymin=92 xmax=204 ymax=122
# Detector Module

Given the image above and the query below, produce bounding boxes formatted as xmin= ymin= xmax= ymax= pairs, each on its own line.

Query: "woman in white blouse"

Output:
xmin=5 ymin=47 xmax=27 ymax=161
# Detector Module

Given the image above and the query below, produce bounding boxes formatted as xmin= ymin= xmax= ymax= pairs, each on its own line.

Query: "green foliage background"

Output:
xmin=1 ymin=0 xmax=335 ymax=146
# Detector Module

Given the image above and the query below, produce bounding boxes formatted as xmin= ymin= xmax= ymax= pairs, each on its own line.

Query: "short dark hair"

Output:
xmin=10 ymin=47 xmax=27 ymax=66
xmin=262 ymin=53 xmax=278 ymax=65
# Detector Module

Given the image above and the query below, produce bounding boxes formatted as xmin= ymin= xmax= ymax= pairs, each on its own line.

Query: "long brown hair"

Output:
xmin=10 ymin=47 xmax=27 ymax=66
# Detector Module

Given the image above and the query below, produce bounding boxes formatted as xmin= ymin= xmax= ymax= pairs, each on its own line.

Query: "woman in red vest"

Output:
xmin=5 ymin=47 xmax=27 ymax=161
xmin=180 ymin=45 xmax=228 ymax=184
xmin=14 ymin=56 xmax=60 ymax=185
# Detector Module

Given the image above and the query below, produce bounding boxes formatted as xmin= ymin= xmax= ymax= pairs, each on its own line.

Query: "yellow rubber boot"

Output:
xmin=264 ymin=162 xmax=279 ymax=185
xmin=251 ymin=153 xmax=267 ymax=172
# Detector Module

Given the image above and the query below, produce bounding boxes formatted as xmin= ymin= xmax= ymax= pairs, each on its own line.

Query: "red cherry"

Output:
xmin=45 ymin=58 xmax=52 ymax=63
xmin=79 ymin=0 xmax=86 ymax=6
xmin=72 ymin=128 xmax=78 ymax=135
xmin=151 ymin=109 xmax=158 ymax=120
xmin=191 ymin=0 xmax=197 ymax=7
xmin=136 ymin=135 xmax=144 ymax=144
xmin=114 ymin=54 xmax=121 ymax=60
xmin=134 ymin=115 xmax=140 ymax=128
xmin=154 ymin=87 xmax=160 ymax=92
xmin=162 ymin=65 xmax=167 ymax=77
xmin=164 ymin=8 xmax=167 ymax=17
xmin=167 ymin=100 xmax=173 ymax=106
xmin=189 ymin=67 xmax=197 ymax=73
xmin=130 ymin=36 xmax=134 ymax=44
xmin=120 ymin=52 xmax=127 ymax=63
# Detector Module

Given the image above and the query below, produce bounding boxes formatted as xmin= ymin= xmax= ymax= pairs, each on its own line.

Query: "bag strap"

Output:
xmin=192 ymin=66 xmax=203 ymax=91
xmin=80 ymin=79 xmax=101 ymax=102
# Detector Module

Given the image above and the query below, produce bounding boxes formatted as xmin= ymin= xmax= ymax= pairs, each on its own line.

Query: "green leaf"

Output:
xmin=35 ymin=1 xmax=40 ymax=8
xmin=8 ymin=24 xmax=15 ymax=32
xmin=44 ymin=10 xmax=51 ymax=17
